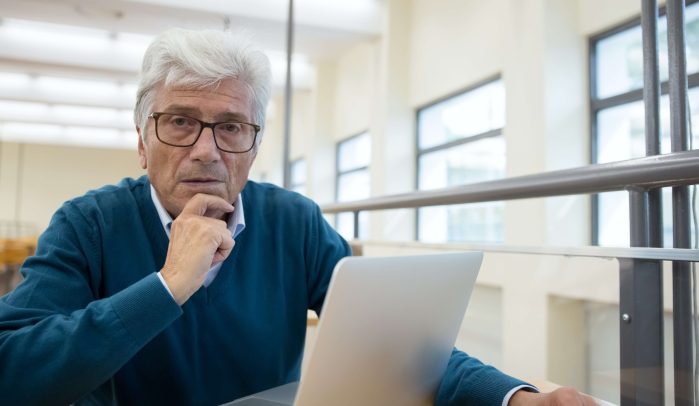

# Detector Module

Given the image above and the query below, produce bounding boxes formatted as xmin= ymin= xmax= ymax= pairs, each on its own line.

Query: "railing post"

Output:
xmin=353 ymin=211 xmax=360 ymax=240
xmin=666 ymin=0 xmax=696 ymax=404
xmin=619 ymin=1 xmax=666 ymax=404
xmin=622 ymin=190 xmax=665 ymax=405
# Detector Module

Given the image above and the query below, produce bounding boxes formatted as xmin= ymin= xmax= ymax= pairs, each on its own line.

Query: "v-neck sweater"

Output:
xmin=0 ymin=176 xmax=350 ymax=405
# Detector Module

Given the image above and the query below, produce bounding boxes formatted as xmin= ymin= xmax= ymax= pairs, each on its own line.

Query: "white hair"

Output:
xmin=134 ymin=28 xmax=272 ymax=142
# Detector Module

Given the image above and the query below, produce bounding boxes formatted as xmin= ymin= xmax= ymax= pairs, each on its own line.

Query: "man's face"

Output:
xmin=137 ymin=77 xmax=258 ymax=218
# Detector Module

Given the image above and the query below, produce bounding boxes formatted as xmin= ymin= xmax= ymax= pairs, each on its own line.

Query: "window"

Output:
xmin=336 ymin=132 xmax=371 ymax=240
xmin=289 ymin=158 xmax=306 ymax=195
xmin=591 ymin=2 xmax=699 ymax=246
xmin=416 ymin=77 xmax=506 ymax=243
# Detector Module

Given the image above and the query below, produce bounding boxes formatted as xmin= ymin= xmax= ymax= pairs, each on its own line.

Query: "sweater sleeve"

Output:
xmin=435 ymin=348 xmax=533 ymax=406
xmin=0 ymin=204 xmax=182 ymax=405
xmin=305 ymin=204 xmax=351 ymax=314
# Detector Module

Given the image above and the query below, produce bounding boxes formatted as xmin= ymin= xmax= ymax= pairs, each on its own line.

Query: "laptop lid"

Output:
xmin=294 ymin=251 xmax=483 ymax=406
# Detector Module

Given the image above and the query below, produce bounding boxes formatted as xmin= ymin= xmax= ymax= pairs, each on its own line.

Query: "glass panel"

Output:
xmin=586 ymin=301 xmax=676 ymax=404
xmin=418 ymin=80 xmax=505 ymax=150
xmin=337 ymin=132 xmax=371 ymax=172
xmin=595 ymin=2 xmax=699 ymax=99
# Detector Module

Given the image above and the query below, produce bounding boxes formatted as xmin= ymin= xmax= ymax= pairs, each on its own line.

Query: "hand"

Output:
xmin=160 ymin=194 xmax=235 ymax=305
xmin=509 ymin=387 xmax=598 ymax=406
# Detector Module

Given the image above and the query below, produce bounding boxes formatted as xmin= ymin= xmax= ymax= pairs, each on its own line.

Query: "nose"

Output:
xmin=189 ymin=127 xmax=221 ymax=163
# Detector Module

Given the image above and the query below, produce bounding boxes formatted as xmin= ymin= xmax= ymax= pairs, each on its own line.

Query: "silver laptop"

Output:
xmin=224 ymin=252 xmax=483 ymax=406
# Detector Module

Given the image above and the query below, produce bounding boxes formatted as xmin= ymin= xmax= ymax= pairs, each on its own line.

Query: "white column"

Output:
xmin=370 ymin=0 xmax=415 ymax=241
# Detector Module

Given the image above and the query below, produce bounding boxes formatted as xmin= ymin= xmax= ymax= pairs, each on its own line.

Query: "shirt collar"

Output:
xmin=149 ymin=184 xmax=245 ymax=239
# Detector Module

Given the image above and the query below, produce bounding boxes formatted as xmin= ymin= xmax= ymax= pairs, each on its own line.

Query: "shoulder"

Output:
xmin=242 ymin=180 xmax=319 ymax=214
xmin=60 ymin=176 xmax=149 ymax=220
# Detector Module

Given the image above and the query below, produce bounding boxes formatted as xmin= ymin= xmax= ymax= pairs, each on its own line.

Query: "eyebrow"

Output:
xmin=163 ymin=104 xmax=251 ymax=123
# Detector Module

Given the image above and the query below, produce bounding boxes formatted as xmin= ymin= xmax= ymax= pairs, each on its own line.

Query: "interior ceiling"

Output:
xmin=1 ymin=0 xmax=382 ymax=59
xmin=0 ymin=0 xmax=383 ymax=149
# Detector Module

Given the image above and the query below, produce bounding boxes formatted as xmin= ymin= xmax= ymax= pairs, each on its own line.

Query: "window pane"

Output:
xmin=418 ymin=136 xmax=505 ymax=189
xmin=417 ymin=136 xmax=505 ymax=243
xmin=337 ymin=169 xmax=370 ymax=202
xmin=419 ymin=203 xmax=503 ymax=243
xmin=290 ymin=159 xmax=306 ymax=195
xmin=290 ymin=159 xmax=306 ymax=184
xmin=596 ymin=3 xmax=699 ymax=99
xmin=336 ymin=169 xmax=370 ymax=239
xmin=338 ymin=132 xmax=371 ymax=172
xmin=595 ymin=88 xmax=699 ymax=246
xmin=598 ymin=188 xmax=680 ymax=247
xmin=596 ymin=100 xmax=645 ymax=163
xmin=336 ymin=212 xmax=369 ymax=241
xmin=418 ymin=80 xmax=505 ymax=150
xmin=597 ymin=87 xmax=699 ymax=164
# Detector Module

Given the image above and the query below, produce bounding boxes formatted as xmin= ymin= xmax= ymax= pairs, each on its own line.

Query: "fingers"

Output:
xmin=547 ymin=387 xmax=598 ymax=406
xmin=179 ymin=193 xmax=234 ymax=218
xmin=582 ymin=394 xmax=599 ymax=406
xmin=161 ymin=196 xmax=236 ymax=305
xmin=212 ymin=233 xmax=235 ymax=265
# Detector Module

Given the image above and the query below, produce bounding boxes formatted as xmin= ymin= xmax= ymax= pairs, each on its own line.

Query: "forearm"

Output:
xmin=0 ymin=274 xmax=181 ymax=405
xmin=435 ymin=349 xmax=531 ymax=406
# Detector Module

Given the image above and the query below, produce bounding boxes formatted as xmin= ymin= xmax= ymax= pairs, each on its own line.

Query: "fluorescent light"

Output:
xmin=35 ymin=76 xmax=121 ymax=96
xmin=0 ymin=100 xmax=133 ymax=129
xmin=0 ymin=122 xmax=138 ymax=150
xmin=0 ymin=72 xmax=137 ymax=109
xmin=0 ymin=19 xmax=112 ymax=51
xmin=0 ymin=72 xmax=32 ymax=89
xmin=0 ymin=19 xmax=152 ymax=72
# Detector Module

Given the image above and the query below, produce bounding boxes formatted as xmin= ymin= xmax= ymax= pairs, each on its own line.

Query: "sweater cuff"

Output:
xmin=156 ymin=271 xmax=176 ymax=300
xmin=109 ymin=273 xmax=183 ymax=347
xmin=502 ymin=385 xmax=539 ymax=406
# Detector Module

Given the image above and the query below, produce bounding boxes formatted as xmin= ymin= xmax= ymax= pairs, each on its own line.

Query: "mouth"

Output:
xmin=180 ymin=178 xmax=224 ymax=186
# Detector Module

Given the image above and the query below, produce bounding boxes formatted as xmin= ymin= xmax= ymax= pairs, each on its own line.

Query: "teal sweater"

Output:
xmin=0 ymin=176 xmax=526 ymax=405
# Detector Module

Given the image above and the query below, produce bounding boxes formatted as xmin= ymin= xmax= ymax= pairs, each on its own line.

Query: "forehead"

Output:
xmin=153 ymin=77 xmax=254 ymax=121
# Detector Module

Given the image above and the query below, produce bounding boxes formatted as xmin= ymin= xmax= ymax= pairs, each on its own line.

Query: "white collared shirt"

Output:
xmin=150 ymin=185 xmax=245 ymax=294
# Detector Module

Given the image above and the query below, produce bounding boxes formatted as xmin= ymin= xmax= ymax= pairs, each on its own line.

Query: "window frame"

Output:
xmin=588 ymin=0 xmax=699 ymax=245
xmin=414 ymin=74 xmax=504 ymax=241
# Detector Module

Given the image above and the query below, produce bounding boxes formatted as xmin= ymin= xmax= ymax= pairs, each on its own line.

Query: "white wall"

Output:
xmin=0 ymin=142 xmax=142 ymax=231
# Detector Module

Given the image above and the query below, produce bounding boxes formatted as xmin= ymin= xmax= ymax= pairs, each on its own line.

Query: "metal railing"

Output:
xmin=321 ymin=147 xmax=699 ymax=406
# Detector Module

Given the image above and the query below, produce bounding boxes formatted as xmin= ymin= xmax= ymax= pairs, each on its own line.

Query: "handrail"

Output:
xmin=320 ymin=149 xmax=699 ymax=213
xmin=354 ymin=240 xmax=699 ymax=262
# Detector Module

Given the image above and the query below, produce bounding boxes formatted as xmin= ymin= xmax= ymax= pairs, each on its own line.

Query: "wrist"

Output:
xmin=509 ymin=389 xmax=543 ymax=406
xmin=160 ymin=267 xmax=193 ymax=305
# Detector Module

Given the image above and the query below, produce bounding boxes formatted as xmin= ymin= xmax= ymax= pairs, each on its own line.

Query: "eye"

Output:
xmin=221 ymin=123 xmax=242 ymax=133
xmin=172 ymin=116 xmax=191 ymax=127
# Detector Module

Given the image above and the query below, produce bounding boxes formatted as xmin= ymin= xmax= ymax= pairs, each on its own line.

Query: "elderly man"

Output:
xmin=0 ymin=29 xmax=594 ymax=405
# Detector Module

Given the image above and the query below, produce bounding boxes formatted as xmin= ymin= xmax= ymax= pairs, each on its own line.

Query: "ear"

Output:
xmin=137 ymin=127 xmax=147 ymax=169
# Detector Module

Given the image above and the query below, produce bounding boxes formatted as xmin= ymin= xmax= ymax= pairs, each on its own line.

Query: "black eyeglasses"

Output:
xmin=149 ymin=112 xmax=261 ymax=153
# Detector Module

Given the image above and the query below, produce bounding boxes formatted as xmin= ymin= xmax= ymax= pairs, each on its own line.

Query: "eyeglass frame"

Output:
xmin=148 ymin=112 xmax=261 ymax=153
